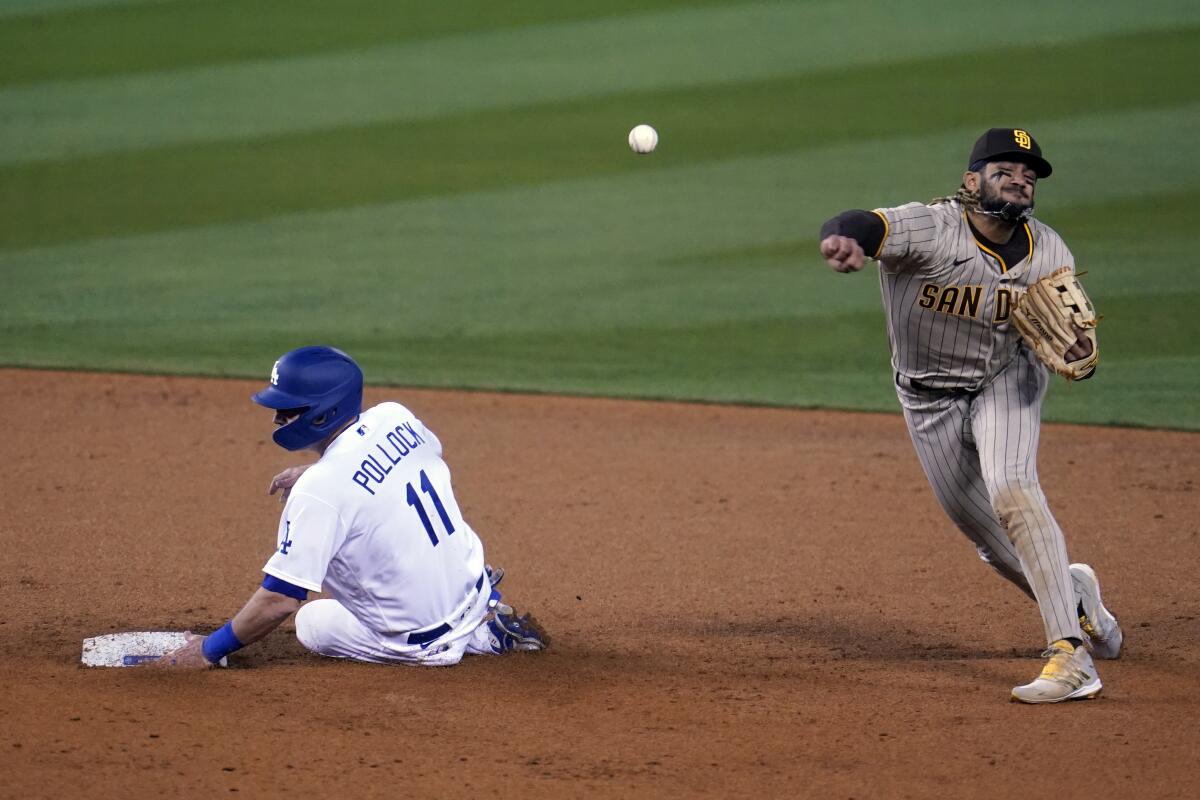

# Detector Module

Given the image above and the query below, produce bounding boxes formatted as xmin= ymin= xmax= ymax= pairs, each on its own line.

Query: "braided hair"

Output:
xmin=930 ymin=184 xmax=980 ymax=209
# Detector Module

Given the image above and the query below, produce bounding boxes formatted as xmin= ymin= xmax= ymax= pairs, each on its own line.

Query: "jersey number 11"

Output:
xmin=406 ymin=469 xmax=456 ymax=546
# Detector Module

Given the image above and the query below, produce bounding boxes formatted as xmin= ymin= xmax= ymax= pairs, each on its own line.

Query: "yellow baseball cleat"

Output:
xmin=1011 ymin=639 xmax=1102 ymax=704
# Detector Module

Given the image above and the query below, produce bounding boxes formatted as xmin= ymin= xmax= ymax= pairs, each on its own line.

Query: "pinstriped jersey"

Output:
xmin=871 ymin=200 xmax=1075 ymax=390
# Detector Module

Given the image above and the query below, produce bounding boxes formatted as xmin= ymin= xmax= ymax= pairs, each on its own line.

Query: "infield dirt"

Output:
xmin=1 ymin=369 xmax=1197 ymax=798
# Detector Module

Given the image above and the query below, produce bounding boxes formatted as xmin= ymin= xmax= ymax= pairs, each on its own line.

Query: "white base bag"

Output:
xmin=81 ymin=631 xmax=228 ymax=667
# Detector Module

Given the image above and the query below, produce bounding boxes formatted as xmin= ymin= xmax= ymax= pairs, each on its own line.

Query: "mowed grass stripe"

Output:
xmin=0 ymin=0 xmax=823 ymax=165
xmin=670 ymin=184 xmax=1200 ymax=308
xmin=1 ymin=164 xmax=1195 ymax=429
xmin=3 ymin=104 xmax=1197 ymax=338
xmin=1 ymin=292 xmax=1194 ymax=429
xmin=0 ymin=0 xmax=167 ymax=19
xmin=1038 ymin=188 xmax=1199 ymax=296
xmin=0 ymin=0 xmax=752 ymax=87
xmin=4 ymin=0 xmax=1197 ymax=166
xmin=3 ymin=25 xmax=1197 ymax=252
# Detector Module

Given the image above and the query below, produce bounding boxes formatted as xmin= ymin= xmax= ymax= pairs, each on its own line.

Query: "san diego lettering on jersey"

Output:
xmin=918 ymin=283 xmax=983 ymax=319
xmin=351 ymin=421 xmax=427 ymax=495
xmin=917 ymin=282 xmax=1021 ymax=323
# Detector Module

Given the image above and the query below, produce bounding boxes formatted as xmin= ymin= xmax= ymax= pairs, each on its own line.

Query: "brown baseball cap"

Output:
xmin=968 ymin=128 xmax=1052 ymax=178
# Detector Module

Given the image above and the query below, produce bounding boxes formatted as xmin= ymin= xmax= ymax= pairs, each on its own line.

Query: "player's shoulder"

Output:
xmin=876 ymin=200 xmax=960 ymax=225
xmin=363 ymin=401 xmax=420 ymax=423
xmin=354 ymin=401 xmax=436 ymax=448
xmin=1026 ymin=218 xmax=1074 ymax=268
xmin=875 ymin=200 xmax=929 ymax=216
xmin=1027 ymin=216 xmax=1066 ymax=243
xmin=289 ymin=464 xmax=340 ymax=506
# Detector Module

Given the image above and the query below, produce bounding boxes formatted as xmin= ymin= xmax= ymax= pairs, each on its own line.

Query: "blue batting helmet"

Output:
xmin=251 ymin=346 xmax=364 ymax=451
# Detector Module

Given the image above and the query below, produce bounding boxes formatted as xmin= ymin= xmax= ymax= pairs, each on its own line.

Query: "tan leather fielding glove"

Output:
xmin=1012 ymin=267 xmax=1099 ymax=381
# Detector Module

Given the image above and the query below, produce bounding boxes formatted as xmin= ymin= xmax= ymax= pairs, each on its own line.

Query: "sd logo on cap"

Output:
xmin=968 ymin=128 xmax=1052 ymax=178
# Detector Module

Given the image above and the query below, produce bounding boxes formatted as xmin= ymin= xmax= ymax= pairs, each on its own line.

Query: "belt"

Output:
xmin=404 ymin=573 xmax=486 ymax=647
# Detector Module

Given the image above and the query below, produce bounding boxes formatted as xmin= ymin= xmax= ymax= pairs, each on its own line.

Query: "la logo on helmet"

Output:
xmin=270 ymin=360 xmax=281 ymax=386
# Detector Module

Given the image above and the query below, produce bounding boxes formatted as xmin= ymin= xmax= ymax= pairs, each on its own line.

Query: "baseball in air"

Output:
xmin=628 ymin=124 xmax=658 ymax=154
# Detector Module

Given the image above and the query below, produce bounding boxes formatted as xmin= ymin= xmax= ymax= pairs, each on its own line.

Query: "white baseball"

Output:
xmin=628 ymin=124 xmax=658 ymax=154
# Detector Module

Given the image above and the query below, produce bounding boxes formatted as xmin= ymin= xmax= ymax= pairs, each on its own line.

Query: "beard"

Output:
xmin=977 ymin=180 xmax=1035 ymax=223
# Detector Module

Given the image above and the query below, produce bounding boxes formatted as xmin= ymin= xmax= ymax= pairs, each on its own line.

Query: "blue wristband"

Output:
xmin=202 ymin=621 xmax=244 ymax=664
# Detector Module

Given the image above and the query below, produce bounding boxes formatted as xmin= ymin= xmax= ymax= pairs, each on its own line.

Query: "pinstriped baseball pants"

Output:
xmin=897 ymin=349 xmax=1082 ymax=646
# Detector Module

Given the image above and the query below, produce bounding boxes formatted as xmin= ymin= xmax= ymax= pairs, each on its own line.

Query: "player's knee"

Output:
xmin=294 ymin=600 xmax=334 ymax=655
xmin=990 ymin=480 xmax=1045 ymax=525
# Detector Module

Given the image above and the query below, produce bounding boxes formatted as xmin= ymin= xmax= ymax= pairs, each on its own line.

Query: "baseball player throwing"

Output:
xmin=817 ymin=128 xmax=1123 ymax=703
xmin=152 ymin=345 xmax=547 ymax=669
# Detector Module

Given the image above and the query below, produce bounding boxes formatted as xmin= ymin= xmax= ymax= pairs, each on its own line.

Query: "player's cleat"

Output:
xmin=486 ymin=609 xmax=549 ymax=653
xmin=1070 ymin=563 xmax=1123 ymax=660
xmin=1011 ymin=639 xmax=1102 ymax=704
xmin=485 ymin=564 xmax=505 ymax=588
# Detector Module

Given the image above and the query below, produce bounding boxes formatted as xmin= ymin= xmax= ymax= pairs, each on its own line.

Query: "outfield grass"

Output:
xmin=2 ymin=0 xmax=1198 ymax=429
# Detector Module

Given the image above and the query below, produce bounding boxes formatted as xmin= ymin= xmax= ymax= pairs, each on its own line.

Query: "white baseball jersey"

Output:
xmin=263 ymin=402 xmax=487 ymax=639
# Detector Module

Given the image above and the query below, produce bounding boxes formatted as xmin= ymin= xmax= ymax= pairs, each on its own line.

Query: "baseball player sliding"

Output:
xmin=151 ymin=346 xmax=547 ymax=669
xmin=817 ymin=129 xmax=1123 ymax=703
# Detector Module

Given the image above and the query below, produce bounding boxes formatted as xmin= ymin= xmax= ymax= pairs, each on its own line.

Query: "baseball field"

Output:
xmin=2 ymin=1 xmax=1199 ymax=797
